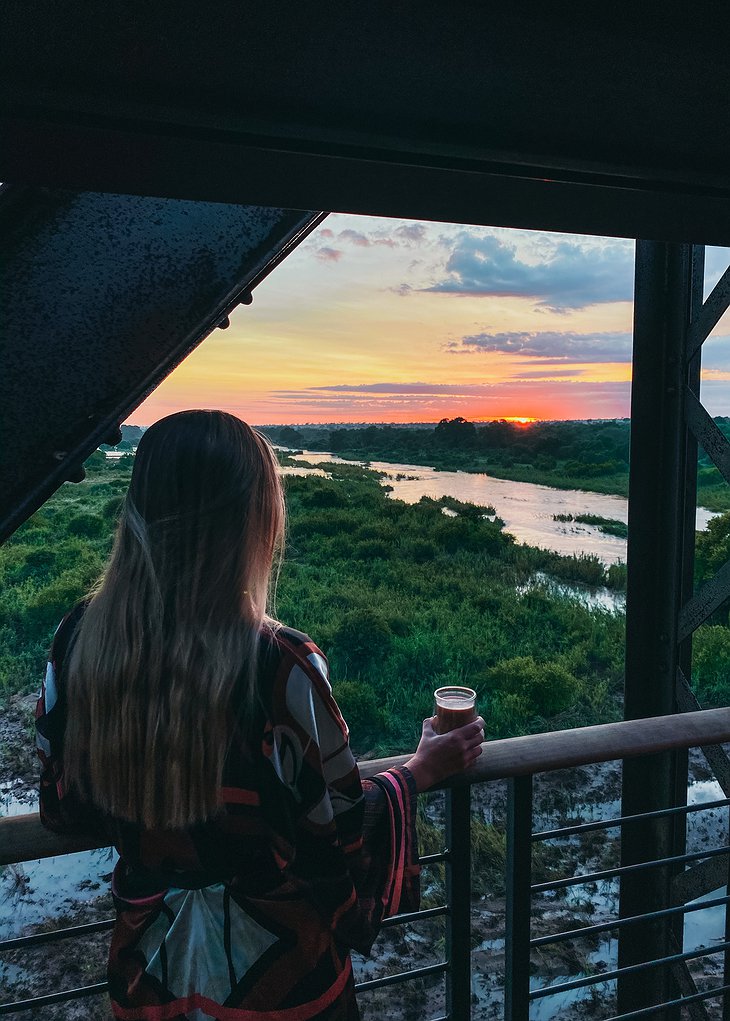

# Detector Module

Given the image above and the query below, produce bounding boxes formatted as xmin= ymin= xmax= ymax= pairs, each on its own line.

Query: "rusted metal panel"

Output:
xmin=0 ymin=187 xmax=324 ymax=541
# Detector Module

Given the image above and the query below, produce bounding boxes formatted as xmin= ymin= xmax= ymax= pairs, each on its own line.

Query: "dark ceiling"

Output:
xmin=3 ymin=4 xmax=730 ymax=243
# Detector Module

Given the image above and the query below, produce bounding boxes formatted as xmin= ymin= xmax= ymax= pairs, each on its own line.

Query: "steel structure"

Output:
xmin=619 ymin=245 xmax=730 ymax=1014
xmin=3 ymin=4 xmax=730 ymax=1018
xmin=0 ymin=186 xmax=324 ymax=541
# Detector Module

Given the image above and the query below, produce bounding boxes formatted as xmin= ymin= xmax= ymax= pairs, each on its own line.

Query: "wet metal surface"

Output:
xmin=0 ymin=187 xmax=322 ymax=541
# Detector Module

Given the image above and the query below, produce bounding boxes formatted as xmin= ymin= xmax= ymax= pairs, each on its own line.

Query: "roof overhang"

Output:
xmin=3 ymin=5 xmax=730 ymax=243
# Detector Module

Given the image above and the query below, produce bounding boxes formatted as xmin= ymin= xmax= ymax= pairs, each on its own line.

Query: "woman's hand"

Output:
xmin=404 ymin=716 xmax=485 ymax=793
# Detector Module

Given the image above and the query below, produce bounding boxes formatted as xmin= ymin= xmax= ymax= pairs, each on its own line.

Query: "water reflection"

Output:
xmin=287 ymin=450 xmax=717 ymax=566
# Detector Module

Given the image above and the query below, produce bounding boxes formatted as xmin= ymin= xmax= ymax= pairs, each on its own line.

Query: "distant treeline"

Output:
xmin=262 ymin=417 xmax=730 ymax=510
xmin=265 ymin=417 xmax=631 ymax=472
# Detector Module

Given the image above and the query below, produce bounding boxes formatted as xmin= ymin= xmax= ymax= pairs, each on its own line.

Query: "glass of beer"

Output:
xmin=434 ymin=686 xmax=477 ymax=734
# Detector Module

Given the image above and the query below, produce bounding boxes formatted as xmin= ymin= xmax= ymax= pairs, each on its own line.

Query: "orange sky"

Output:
xmin=134 ymin=216 xmax=730 ymax=426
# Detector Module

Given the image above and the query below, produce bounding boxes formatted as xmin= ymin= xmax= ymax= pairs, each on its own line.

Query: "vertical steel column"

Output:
xmin=445 ymin=786 xmax=472 ymax=1020
xmin=505 ymin=775 xmax=533 ymax=1021
xmin=618 ymin=241 xmax=696 ymax=1013
xmin=724 ymin=819 xmax=730 ymax=1021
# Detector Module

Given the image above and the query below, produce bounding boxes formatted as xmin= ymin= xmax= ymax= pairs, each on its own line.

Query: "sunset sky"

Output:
xmin=135 ymin=215 xmax=730 ymax=426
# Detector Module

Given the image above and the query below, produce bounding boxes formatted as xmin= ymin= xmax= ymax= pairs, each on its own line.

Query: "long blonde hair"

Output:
xmin=64 ymin=411 xmax=285 ymax=829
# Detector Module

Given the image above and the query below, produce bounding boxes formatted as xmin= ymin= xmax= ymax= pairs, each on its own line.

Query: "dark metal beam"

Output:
xmin=5 ymin=113 xmax=730 ymax=244
xmin=4 ymin=5 xmax=730 ymax=242
xmin=619 ymin=242 xmax=699 ymax=1012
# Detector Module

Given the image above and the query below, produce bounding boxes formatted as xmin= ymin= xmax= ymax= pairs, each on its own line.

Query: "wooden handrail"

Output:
xmin=3 ymin=707 xmax=729 ymax=868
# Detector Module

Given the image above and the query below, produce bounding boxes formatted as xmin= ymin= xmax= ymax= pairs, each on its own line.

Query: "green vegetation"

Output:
xmin=0 ymin=452 xmax=629 ymax=755
xmin=278 ymin=463 xmax=631 ymax=751
xmin=553 ymin=513 xmax=628 ymax=539
xmin=263 ymin=416 xmax=730 ymax=511
xmin=692 ymin=510 xmax=730 ymax=707
xmin=0 ymin=456 xmax=125 ymax=697
xmin=5 ymin=438 xmax=729 ymax=752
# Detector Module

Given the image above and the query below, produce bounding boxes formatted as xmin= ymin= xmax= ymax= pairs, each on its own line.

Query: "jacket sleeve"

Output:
xmin=269 ymin=637 xmax=420 ymax=954
xmin=35 ymin=608 xmax=109 ymax=838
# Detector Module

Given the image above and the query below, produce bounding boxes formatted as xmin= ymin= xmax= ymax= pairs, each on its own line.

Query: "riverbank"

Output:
xmin=265 ymin=421 xmax=730 ymax=513
xmin=308 ymin=446 xmax=632 ymax=500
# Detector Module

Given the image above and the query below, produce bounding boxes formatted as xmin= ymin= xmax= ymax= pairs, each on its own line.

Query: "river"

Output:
xmin=282 ymin=450 xmax=717 ymax=566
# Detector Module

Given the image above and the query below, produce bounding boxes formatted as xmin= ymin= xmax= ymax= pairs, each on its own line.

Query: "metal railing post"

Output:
xmin=505 ymin=774 xmax=532 ymax=1021
xmin=725 ymin=818 xmax=730 ymax=1021
xmin=445 ymin=786 xmax=472 ymax=1020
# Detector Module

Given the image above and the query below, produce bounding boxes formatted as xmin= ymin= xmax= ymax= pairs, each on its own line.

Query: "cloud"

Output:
xmin=423 ymin=233 xmax=634 ymax=309
xmin=395 ymin=223 xmax=427 ymax=244
xmin=304 ymin=382 xmax=495 ymax=396
xmin=266 ymin=379 xmax=633 ymax=420
xmin=315 ymin=247 xmax=344 ymax=262
xmin=338 ymin=229 xmax=371 ymax=247
xmin=451 ymin=330 xmax=633 ymax=362
xmin=702 ymin=334 xmax=730 ymax=370
xmin=512 ymin=369 xmax=586 ymax=379
xmin=334 ymin=225 xmax=417 ymax=250
xmin=308 ymin=216 xmax=433 ymax=258
xmin=704 ymin=248 xmax=730 ymax=298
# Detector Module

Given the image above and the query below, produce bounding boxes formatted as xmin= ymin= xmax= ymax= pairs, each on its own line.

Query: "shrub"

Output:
xmin=486 ymin=655 xmax=581 ymax=718
xmin=333 ymin=680 xmax=387 ymax=750
xmin=692 ymin=626 xmax=730 ymax=705
xmin=67 ymin=513 xmax=106 ymax=538
xmin=332 ymin=607 xmax=393 ymax=670
xmin=605 ymin=562 xmax=627 ymax=590
xmin=405 ymin=539 xmax=438 ymax=563
xmin=24 ymin=572 xmax=90 ymax=634
xmin=303 ymin=486 xmax=347 ymax=509
xmin=352 ymin=539 xmax=392 ymax=560
xmin=487 ymin=691 xmax=532 ymax=737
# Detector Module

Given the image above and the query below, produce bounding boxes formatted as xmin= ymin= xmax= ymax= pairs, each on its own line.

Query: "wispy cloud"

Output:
xmin=449 ymin=330 xmax=633 ymax=362
xmin=701 ymin=334 xmax=730 ymax=370
xmin=705 ymin=248 xmax=730 ymax=298
xmin=395 ymin=223 xmax=427 ymax=244
xmin=267 ymin=380 xmax=632 ymax=420
xmin=512 ymin=369 xmax=586 ymax=379
xmin=315 ymin=247 xmax=344 ymax=262
xmin=306 ymin=220 xmax=427 ymax=260
xmin=338 ymin=229 xmax=371 ymax=247
xmin=303 ymin=382 xmax=502 ymax=396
